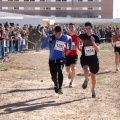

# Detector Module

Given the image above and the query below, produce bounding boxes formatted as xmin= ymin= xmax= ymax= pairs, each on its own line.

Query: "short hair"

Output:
xmin=85 ymin=22 xmax=93 ymax=28
xmin=69 ymin=23 xmax=74 ymax=26
xmin=54 ymin=26 xmax=62 ymax=32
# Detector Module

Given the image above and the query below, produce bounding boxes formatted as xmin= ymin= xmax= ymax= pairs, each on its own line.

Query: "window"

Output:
xmin=19 ymin=7 xmax=24 ymax=10
xmin=40 ymin=7 xmax=45 ymax=10
xmin=30 ymin=7 xmax=35 ymax=10
xmin=88 ymin=0 xmax=93 ymax=1
xmin=35 ymin=7 xmax=40 ymax=10
xmin=30 ymin=0 xmax=35 ymax=1
xmin=24 ymin=0 xmax=29 ymax=1
xmin=56 ymin=7 xmax=61 ymax=10
xmin=56 ymin=0 xmax=61 ymax=1
xmin=78 ymin=0 xmax=82 ymax=1
xmin=8 ymin=7 xmax=14 ymax=10
xmin=66 ymin=7 xmax=72 ymax=10
xmin=14 ymin=7 xmax=19 ymax=9
xmin=8 ymin=0 xmax=13 ymax=1
xmin=40 ymin=0 xmax=45 ymax=1
xmin=14 ymin=0 xmax=19 ymax=1
xmin=24 ymin=7 xmax=30 ymax=10
xmin=88 ymin=7 xmax=93 ymax=10
xmin=46 ymin=7 xmax=51 ymax=10
xmin=61 ymin=7 xmax=66 ymax=10
xmin=2 ymin=7 xmax=8 ymax=10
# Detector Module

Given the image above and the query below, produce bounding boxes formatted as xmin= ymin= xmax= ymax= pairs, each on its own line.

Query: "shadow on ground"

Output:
xmin=0 ymin=96 xmax=91 ymax=115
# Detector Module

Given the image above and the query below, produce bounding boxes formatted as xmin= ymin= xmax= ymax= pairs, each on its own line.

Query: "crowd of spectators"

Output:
xmin=0 ymin=21 xmax=119 ymax=56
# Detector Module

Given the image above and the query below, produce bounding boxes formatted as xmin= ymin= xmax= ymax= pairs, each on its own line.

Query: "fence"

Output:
xmin=0 ymin=37 xmax=111 ymax=61
xmin=99 ymin=38 xmax=111 ymax=43
xmin=0 ymin=38 xmax=27 ymax=59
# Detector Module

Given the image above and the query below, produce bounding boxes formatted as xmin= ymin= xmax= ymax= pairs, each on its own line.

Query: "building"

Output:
xmin=0 ymin=0 xmax=114 ymax=18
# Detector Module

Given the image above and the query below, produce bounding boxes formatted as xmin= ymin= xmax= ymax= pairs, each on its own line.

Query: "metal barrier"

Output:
xmin=0 ymin=37 xmax=111 ymax=60
xmin=0 ymin=38 xmax=27 ymax=59
xmin=0 ymin=41 xmax=3 ymax=58
xmin=100 ymin=38 xmax=111 ymax=43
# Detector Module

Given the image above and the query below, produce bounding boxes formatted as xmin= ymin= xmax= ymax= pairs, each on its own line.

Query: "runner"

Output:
xmin=41 ymin=25 xmax=72 ymax=94
xmin=111 ymin=27 xmax=120 ymax=71
xmin=65 ymin=23 xmax=80 ymax=87
xmin=77 ymin=22 xmax=100 ymax=98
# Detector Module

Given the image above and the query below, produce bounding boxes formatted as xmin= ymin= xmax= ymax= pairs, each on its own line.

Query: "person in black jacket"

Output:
xmin=35 ymin=26 xmax=42 ymax=51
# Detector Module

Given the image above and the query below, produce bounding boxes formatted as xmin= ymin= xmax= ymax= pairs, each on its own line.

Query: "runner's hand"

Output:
xmin=112 ymin=42 xmax=115 ymax=47
xmin=48 ymin=37 xmax=52 ymax=43
xmin=72 ymin=46 xmax=77 ymax=50
xmin=91 ymin=36 xmax=95 ymax=44
xmin=66 ymin=50 xmax=70 ymax=55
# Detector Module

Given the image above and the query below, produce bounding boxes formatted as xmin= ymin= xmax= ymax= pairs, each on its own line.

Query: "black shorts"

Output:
xmin=80 ymin=57 xmax=99 ymax=74
xmin=114 ymin=47 xmax=120 ymax=55
xmin=65 ymin=55 xmax=78 ymax=66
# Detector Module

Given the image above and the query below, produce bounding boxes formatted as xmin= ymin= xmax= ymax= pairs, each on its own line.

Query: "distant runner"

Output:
xmin=111 ymin=27 xmax=120 ymax=71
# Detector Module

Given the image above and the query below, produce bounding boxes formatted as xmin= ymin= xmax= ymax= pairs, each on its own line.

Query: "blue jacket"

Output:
xmin=41 ymin=34 xmax=72 ymax=60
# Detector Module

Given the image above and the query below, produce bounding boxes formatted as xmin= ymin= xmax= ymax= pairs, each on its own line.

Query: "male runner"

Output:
xmin=78 ymin=22 xmax=100 ymax=98
xmin=65 ymin=23 xmax=79 ymax=87
xmin=111 ymin=27 xmax=120 ymax=71
xmin=41 ymin=25 xmax=72 ymax=94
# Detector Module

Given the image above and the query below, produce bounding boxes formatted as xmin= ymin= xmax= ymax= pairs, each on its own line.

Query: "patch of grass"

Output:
xmin=100 ymin=43 xmax=113 ymax=50
xmin=0 ymin=65 xmax=9 ymax=71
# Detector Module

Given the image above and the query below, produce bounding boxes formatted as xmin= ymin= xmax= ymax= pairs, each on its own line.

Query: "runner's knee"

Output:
xmin=71 ymin=64 xmax=76 ymax=71
xmin=66 ymin=67 xmax=70 ymax=73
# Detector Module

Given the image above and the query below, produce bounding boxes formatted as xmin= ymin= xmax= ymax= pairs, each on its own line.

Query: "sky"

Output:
xmin=113 ymin=0 xmax=120 ymax=18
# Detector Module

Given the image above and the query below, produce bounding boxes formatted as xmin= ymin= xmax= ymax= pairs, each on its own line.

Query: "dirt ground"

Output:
xmin=0 ymin=43 xmax=120 ymax=120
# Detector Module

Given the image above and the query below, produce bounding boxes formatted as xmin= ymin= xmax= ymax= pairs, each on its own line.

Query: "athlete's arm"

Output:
xmin=111 ymin=36 xmax=115 ymax=47
xmin=65 ymin=35 xmax=72 ymax=55
xmin=91 ymin=36 xmax=100 ymax=52
xmin=77 ymin=37 xmax=82 ymax=51
xmin=67 ymin=35 xmax=72 ymax=50
xmin=111 ymin=39 xmax=115 ymax=47
xmin=41 ymin=36 xmax=50 ymax=49
xmin=72 ymin=39 xmax=78 ymax=50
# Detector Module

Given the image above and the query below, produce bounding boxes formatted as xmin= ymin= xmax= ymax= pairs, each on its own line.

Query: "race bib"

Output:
xmin=116 ymin=41 xmax=120 ymax=47
xmin=84 ymin=46 xmax=95 ymax=56
xmin=54 ymin=40 xmax=65 ymax=51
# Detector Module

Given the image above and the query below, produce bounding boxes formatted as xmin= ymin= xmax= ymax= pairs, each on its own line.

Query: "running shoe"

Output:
xmin=54 ymin=83 xmax=59 ymax=93
xmin=92 ymin=90 xmax=96 ymax=98
xmin=116 ymin=68 xmax=119 ymax=71
xmin=69 ymin=82 xmax=73 ymax=87
xmin=82 ymin=80 xmax=88 ymax=89
xmin=58 ymin=88 xmax=63 ymax=94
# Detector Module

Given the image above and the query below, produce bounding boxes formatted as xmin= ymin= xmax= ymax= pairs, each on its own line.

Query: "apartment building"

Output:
xmin=0 ymin=0 xmax=113 ymax=18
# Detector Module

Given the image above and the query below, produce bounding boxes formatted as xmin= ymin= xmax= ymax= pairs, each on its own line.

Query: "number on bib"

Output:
xmin=116 ymin=41 xmax=120 ymax=47
xmin=54 ymin=40 xmax=65 ymax=51
xmin=84 ymin=46 xmax=95 ymax=56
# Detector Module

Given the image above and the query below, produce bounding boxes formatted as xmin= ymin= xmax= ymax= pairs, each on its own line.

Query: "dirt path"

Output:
xmin=0 ymin=47 xmax=120 ymax=120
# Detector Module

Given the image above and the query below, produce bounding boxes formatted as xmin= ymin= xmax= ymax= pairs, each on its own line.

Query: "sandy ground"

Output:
xmin=0 ymin=44 xmax=120 ymax=120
